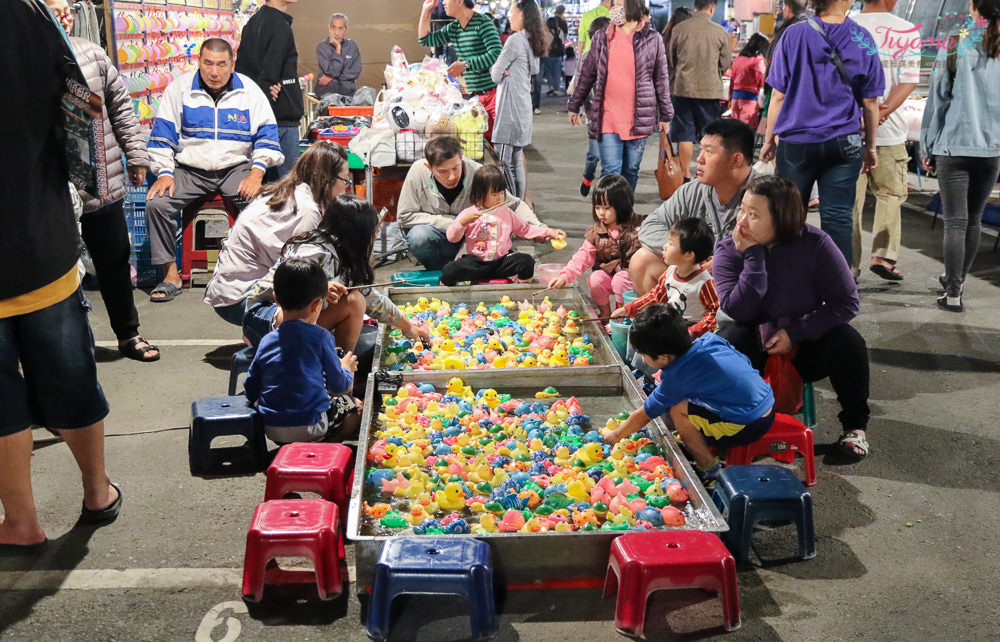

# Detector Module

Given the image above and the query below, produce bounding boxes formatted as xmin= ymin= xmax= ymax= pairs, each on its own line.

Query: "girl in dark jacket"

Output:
xmin=568 ymin=0 xmax=672 ymax=191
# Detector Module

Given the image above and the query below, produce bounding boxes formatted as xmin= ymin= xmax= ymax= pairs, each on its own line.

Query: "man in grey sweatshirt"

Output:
xmin=315 ymin=12 xmax=362 ymax=98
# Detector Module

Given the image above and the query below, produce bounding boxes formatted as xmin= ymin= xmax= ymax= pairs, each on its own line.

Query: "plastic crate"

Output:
xmin=328 ymin=106 xmax=374 ymax=118
xmin=125 ymin=200 xmax=181 ymax=287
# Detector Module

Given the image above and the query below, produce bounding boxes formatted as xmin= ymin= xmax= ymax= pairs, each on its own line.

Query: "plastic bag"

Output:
xmin=752 ymin=160 xmax=775 ymax=175
xmin=763 ymin=352 xmax=803 ymax=415
xmin=351 ymin=86 xmax=376 ymax=106
xmin=349 ymin=128 xmax=396 ymax=167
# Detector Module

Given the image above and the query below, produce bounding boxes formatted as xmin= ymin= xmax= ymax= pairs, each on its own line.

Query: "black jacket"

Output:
xmin=0 ymin=0 xmax=80 ymax=299
xmin=234 ymin=5 xmax=303 ymax=126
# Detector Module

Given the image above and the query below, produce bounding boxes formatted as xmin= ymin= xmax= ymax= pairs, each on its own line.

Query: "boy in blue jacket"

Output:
xmin=244 ymin=257 xmax=358 ymax=444
xmin=604 ymin=304 xmax=774 ymax=479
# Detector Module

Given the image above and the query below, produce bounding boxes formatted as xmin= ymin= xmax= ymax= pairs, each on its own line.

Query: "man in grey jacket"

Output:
xmin=315 ymin=13 xmax=362 ymax=98
xmin=46 ymin=0 xmax=159 ymax=362
xmin=397 ymin=135 xmax=543 ymax=270
xmin=630 ymin=118 xmax=757 ymax=294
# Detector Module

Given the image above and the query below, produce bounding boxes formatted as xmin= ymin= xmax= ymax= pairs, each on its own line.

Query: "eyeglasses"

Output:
xmin=334 ymin=174 xmax=354 ymax=188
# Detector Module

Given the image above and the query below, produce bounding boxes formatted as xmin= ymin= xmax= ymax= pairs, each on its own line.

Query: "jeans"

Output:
xmin=495 ymin=143 xmax=526 ymax=199
xmin=599 ymin=133 xmax=650 ymax=190
xmin=777 ymin=133 xmax=864 ymax=265
xmin=213 ymin=299 xmax=247 ymax=326
xmin=242 ymin=301 xmax=278 ymax=348
xmin=935 ymin=154 xmax=1000 ymax=297
xmin=274 ymin=126 xmax=301 ymax=180
xmin=79 ymin=199 xmax=140 ymax=341
xmin=716 ymin=321 xmax=870 ymax=434
xmin=583 ymin=138 xmax=600 ymax=181
xmin=0 ymin=289 xmax=109 ymax=435
xmin=405 ymin=225 xmax=463 ymax=270
xmin=541 ymin=57 xmax=563 ymax=92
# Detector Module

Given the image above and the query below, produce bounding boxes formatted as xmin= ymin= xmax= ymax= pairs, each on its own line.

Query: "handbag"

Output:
xmin=654 ymin=131 xmax=684 ymax=200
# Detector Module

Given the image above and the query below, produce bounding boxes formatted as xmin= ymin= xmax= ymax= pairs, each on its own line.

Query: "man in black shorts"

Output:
xmin=666 ymin=0 xmax=732 ymax=178
xmin=0 ymin=0 xmax=120 ymax=550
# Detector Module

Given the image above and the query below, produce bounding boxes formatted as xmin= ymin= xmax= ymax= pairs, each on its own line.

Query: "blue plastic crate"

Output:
xmin=124 ymin=201 xmax=181 ymax=287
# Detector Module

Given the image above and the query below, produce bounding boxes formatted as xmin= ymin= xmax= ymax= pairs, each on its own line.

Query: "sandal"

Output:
xmin=119 ymin=336 xmax=160 ymax=362
xmin=0 ymin=540 xmax=49 ymax=556
xmin=870 ymin=262 xmax=904 ymax=281
xmin=78 ymin=482 xmax=122 ymax=526
xmin=149 ymin=281 xmax=182 ymax=302
xmin=836 ymin=431 xmax=869 ymax=463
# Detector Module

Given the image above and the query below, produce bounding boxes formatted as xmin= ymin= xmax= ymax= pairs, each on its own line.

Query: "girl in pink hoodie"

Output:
xmin=440 ymin=165 xmax=565 ymax=286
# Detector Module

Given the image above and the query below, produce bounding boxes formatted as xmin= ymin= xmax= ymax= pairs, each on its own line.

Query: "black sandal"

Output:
xmin=870 ymin=262 xmax=904 ymax=281
xmin=119 ymin=336 xmax=160 ymax=362
xmin=79 ymin=482 xmax=123 ymax=526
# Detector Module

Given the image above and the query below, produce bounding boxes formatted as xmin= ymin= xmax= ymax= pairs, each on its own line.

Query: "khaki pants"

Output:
xmin=851 ymin=143 xmax=909 ymax=272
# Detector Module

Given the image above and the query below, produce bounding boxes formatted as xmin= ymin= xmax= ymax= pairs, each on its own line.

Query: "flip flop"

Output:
xmin=149 ymin=282 xmax=182 ymax=303
xmin=0 ymin=539 xmax=48 ymax=556
xmin=78 ymin=482 xmax=122 ymax=526
xmin=870 ymin=263 xmax=904 ymax=281
xmin=119 ymin=336 xmax=160 ymax=362
xmin=836 ymin=431 xmax=869 ymax=463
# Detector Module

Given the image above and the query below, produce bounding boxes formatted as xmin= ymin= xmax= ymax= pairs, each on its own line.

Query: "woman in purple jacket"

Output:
xmin=567 ymin=0 xmax=672 ymax=190
xmin=713 ymin=175 xmax=871 ymax=462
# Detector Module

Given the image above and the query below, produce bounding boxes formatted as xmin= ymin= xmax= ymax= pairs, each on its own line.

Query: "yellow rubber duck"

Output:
xmin=479 ymin=389 xmax=500 ymax=409
xmin=552 ymin=445 xmax=573 ymax=467
xmin=566 ymin=479 xmax=590 ymax=503
xmin=446 ymin=377 xmax=472 ymax=397
xmin=564 ymin=320 xmax=580 ymax=335
xmin=415 ymin=492 xmax=438 ymax=516
xmin=442 ymin=354 xmax=466 ymax=370
xmin=575 ymin=442 xmax=605 ymax=467
xmin=554 ymin=521 xmax=573 ymax=532
xmin=394 ymin=476 xmax=425 ymax=499
xmin=434 ymin=482 xmax=467 ymax=512
xmin=519 ymin=355 xmax=537 ymax=368
xmin=405 ymin=503 xmax=432 ymax=526
xmin=477 ymin=514 xmax=499 ymax=533
xmin=416 ymin=296 xmax=430 ymax=310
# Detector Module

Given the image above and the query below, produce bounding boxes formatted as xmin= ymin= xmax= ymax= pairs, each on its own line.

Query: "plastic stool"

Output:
xmin=180 ymin=193 xmax=240 ymax=285
xmin=265 ymin=442 xmax=353 ymax=519
xmin=189 ymin=396 xmax=267 ymax=474
xmin=470 ymin=277 xmax=515 ymax=285
xmin=241 ymin=499 xmax=342 ymax=602
xmin=725 ymin=413 xmax=816 ymax=486
xmin=712 ymin=465 xmax=816 ymax=562
xmin=367 ymin=537 xmax=497 ymax=641
xmin=228 ymin=346 xmax=256 ymax=395
xmin=391 ymin=269 xmax=443 ymax=287
xmin=801 ymin=382 xmax=816 ymax=427
xmin=604 ymin=531 xmax=740 ymax=635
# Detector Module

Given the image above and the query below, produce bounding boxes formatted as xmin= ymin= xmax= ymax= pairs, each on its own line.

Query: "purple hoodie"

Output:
xmin=713 ymin=224 xmax=859 ymax=345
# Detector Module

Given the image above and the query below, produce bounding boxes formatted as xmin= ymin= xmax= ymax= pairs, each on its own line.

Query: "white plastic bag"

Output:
xmin=752 ymin=160 xmax=775 ymax=175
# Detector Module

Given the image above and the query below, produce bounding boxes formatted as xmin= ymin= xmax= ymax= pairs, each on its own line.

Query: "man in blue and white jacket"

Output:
xmin=145 ymin=38 xmax=283 ymax=302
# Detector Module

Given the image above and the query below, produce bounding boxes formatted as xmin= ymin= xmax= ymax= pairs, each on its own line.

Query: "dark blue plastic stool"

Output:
xmin=367 ymin=537 xmax=497 ymax=641
xmin=189 ymin=395 xmax=267 ymax=474
xmin=228 ymin=346 xmax=256 ymax=395
xmin=712 ymin=465 xmax=816 ymax=562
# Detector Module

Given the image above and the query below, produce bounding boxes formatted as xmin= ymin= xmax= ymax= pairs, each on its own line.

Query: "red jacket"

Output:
xmin=568 ymin=22 xmax=673 ymax=140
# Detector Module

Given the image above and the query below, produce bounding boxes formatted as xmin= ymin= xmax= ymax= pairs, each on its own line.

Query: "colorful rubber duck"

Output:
xmin=575 ymin=442 xmax=604 ymax=466
xmin=434 ymin=482 xmax=467 ymax=512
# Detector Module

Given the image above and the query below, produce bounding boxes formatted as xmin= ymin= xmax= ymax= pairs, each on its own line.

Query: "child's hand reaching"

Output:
xmin=326 ymin=280 xmax=347 ymax=304
xmin=400 ymin=317 xmax=432 ymax=345
xmin=547 ymin=276 xmax=567 ymax=289
xmin=610 ymin=306 xmax=629 ymax=320
xmin=458 ymin=209 xmax=482 ymax=227
xmin=340 ymin=350 xmax=358 ymax=373
xmin=547 ymin=228 xmax=566 ymax=242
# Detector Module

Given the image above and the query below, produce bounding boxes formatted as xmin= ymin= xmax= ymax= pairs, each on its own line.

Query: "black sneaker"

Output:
xmin=937 ymin=294 xmax=963 ymax=312
xmin=580 ymin=177 xmax=592 ymax=197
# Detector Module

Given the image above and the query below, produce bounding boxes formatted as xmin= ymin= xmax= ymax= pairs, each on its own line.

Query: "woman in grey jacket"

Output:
xmin=51 ymin=0 xmax=156 ymax=361
xmin=921 ymin=0 xmax=1000 ymax=312
xmin=490 ymin=0 xmax=549 ymax=199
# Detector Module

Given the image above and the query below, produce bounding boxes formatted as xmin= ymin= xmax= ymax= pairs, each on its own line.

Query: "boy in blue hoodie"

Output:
xmin=604 ymin=304 xmax=774 ymax=479
xmin=244 ymin=257 xmax=358 ymax=444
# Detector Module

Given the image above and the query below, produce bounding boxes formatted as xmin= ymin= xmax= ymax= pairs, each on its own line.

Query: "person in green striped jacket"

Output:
xmin=418 ymin=0 xmax=503 ymax=141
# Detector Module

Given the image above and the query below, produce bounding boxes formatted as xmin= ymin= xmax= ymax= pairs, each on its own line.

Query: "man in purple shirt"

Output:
xmin=713 ymin=175 xmax=871 ymax=463
xmin=760 ymin=0 xmax=884 ymax=265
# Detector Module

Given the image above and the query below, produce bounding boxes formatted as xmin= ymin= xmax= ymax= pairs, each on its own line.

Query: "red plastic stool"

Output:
xmin=242 ymin=499 xmax=342 ymax=602
xmin=265 ymin=442 xmax=354 ymax=558
xmin=180 ymin=193 xmax=240 ymax=285
xmin=725 ymin=413 xmax=816 ymax=486
xmin=604 ymin=530 xmax=740 ymax=636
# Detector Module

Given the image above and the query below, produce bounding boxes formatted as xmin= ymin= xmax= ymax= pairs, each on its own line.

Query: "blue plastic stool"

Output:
xmin=391 ymin=269 xmax=443 ymax=287
xmin=712 ymin=465 xmax=816 ymax=562
xmin=367 ymin=537 xmax=497 ymax=641
xmin=189 ymin=396 xmax=267 ymax=475
xmin=228 ymin=346 xmax=256 ymax=395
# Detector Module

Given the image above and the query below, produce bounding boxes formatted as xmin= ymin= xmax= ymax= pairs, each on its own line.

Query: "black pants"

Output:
xmin=79 ymin=200 xmax=140 ymax=341
xmin=717 ymin=321 xmax=870 ymax=434
xmin=439 ymin=252 xmax=535 ymax=286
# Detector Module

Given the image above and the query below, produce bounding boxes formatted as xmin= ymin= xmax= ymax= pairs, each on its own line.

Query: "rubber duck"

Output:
xmin=479 ymin=389 xmax=501 ymax=409
xmin=380 ymin=472 xmax=409 ymax=494
xmin=552 ymin=445 xmax=573 ymax=467
xmin=434 ymin=482 xmax=466 ymax=512
xmin=477 ymin=513 xmax=499 ymax=533
xmin=564 ymin=320 xmax=580 ymax=335
xmin=363 ymin=502 xmax=391 ymax=519
xmin=566 ymin=479 xmax=590 ymax=503
xmin=394 ymin=476 xmax=425 ymax=499
xmin=575 ymin=442 xmax=604 ymax=466
xmin=519 ymin=355 xmax=537 ymax=368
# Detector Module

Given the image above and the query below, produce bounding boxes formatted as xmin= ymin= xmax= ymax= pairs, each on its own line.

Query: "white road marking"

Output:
xmin=0 ymin=566 xmax=356 ymax=591
xmin=95 ymin=339 xmax=239 ymax=348
xmin=195 ymin=601 xmax=248 ymax=642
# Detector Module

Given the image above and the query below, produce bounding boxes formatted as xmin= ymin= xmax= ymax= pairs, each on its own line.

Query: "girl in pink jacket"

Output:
xmin=440 ymin=165 xmax=565 ymax=286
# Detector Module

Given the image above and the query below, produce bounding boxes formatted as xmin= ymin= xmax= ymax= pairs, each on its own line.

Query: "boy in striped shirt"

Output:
xmin=418 ymin=0 xmax=503 ymax=139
